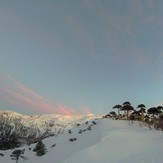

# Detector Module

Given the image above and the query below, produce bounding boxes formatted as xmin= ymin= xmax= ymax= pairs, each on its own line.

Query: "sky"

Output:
xmin=0 ymin=0 xmax=163 ymax=115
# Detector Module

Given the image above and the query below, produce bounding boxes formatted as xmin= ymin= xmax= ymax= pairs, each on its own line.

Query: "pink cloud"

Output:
xmin=14 ymin=80 xmax=45 ymax=101
xmin=0 ymin=75 xmax=78 ymax=115
xmin=55 ymin=104 xmax=77 ymax=115
xmin=5 ymin=87 xmax=53 ymax=113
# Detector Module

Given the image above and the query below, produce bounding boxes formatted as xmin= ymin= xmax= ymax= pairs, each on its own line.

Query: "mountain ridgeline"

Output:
xmin=0 ymin=110 xmax=97 ymax=150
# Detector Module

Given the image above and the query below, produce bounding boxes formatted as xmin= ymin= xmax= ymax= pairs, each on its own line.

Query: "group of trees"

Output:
xmin=110 ymin=101 xmax=163 ymax=123
xmin=8 ymin=140 xmax=47 ymax=163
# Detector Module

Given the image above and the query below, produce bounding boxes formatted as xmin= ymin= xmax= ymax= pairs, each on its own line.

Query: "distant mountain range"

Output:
xmin=0 ymin=110 xmax=98 ymax=150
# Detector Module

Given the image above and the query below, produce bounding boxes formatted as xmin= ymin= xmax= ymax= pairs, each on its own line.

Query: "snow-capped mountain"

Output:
xmin=0 ymin=110 xmax=99 ymax=149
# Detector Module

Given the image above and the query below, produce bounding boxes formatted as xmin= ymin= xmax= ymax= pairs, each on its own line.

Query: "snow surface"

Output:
xmin=1 ymin=119 xmax=163 ymax=163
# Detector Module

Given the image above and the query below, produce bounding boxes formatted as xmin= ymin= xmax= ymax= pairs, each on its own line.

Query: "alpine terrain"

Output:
xmin=0 ymin=110 xmax=163 ymax=163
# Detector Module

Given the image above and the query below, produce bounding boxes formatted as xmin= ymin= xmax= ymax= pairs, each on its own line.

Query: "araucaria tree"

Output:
xmin=122 ymin=101 xmax=134 ymax=120
xmin=147 ymin=106 xmax=162 ymax=118
xmin=137 ymin=104 xmax=146 ymax=122
xmin=10 ymin=149 xmax=27 ymax=163
xmin=113 ymin=105 xmax=122 ymax=119
xmin=33 ymin=140 xmax=47 ymax=157
xmin=109 ymin=111 xmax=117 ymax=119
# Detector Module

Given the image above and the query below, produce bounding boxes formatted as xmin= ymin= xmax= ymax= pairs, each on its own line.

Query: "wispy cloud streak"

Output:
xmin=0 ymin=74 xmax=83 ymax=115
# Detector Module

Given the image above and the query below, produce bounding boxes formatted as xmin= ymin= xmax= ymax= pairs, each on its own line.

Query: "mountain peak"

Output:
xmin=0 ymin=110 xmax=98 ymax=150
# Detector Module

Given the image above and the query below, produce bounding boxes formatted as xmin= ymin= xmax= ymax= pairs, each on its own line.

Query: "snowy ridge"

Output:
xmin=0 ymin=119 xmax=163 ymax=163
xmin=0 ymin=110 xmax=99 ymax=147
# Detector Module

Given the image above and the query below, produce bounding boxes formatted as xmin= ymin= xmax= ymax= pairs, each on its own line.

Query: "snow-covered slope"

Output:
xmin=0 ymin=110 xmax=98 ymax=148
xmin=1 ymin=119 xmax=163 ymax=163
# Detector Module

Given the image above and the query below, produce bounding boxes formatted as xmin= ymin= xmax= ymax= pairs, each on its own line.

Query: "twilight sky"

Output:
xmin=0 ymin=0 xmax=163 ymax=115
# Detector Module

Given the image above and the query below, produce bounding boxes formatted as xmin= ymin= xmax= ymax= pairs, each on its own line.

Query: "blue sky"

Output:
xmin=0 ymin=0 xmax=163 ymax=115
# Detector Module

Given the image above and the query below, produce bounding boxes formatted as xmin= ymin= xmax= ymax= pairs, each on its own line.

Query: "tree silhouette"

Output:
xmin=10 ymin=149 xmax=27 ymax=163
xmin=148 ymin=107 xmax=162 ymax=117
xmin=113 ymin=105 xmax=122 ymax=119
xmin=157 ymin=106 xmax=163 ymax=115
xmin=110 ymin=111 xmax=116 ymax=115
xmin=130 ymin=110 xmax=141 ymax=121
xmin=109 ymin=111 xmax=117 ymax=119
xmin=122 ymin=102 xmax=134 ymax=120
xmin=33 ymin=141 xmax=47 ymax=157
xmin=123 ymin=101 xmax=131 ymax=106
xmin=137 ymin=104 xmax=146 ymax=122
